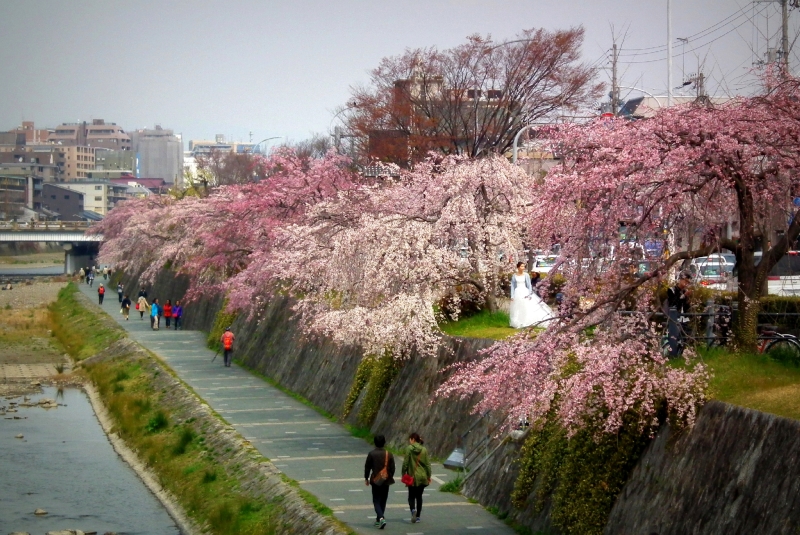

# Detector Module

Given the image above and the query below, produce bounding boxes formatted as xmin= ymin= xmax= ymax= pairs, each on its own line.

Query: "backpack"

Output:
xmin=222 ymin=332 xmax=234 ymax=350
xmin=371 ymin=450 xmax=389 ymax=486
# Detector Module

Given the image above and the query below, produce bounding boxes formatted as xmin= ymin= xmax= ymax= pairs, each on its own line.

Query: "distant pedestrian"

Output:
xmin=102 ymin=267 xmax=108 ymax=280
xmin=401 ymin=432 xmax=431 ymax=524
xmin=137 ymin=295 xmax=149 ymax=320
xmin=88 ymin=271 xmax=94 ymax=287
xmin=163 ymin=299 xmax=173 ymax=328
xmin=220 ymin=327 xmax=235 ymax=367
xmin=97 ymin=284 xmax=105 ymax=304
xmin=150 ymin=298 xmax=160 ymax=330
xmin=173 ymin=300 xmax=183 ymax=330
xmin=78 ymin=267 xmax=85 ymax=282
xmin=117 ymin=283 xmax=124 ymax=303
xmin=365 ymin=434 xmax=395 ymax=530
xmin=121 ymin=294 xmax=131 ymax=321
xmin=137 ymin=288 xmax=148 ymax=300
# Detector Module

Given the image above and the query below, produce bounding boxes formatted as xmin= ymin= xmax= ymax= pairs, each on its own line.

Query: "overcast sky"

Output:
xmin=0 ymin=0 xmax=796 ymax=147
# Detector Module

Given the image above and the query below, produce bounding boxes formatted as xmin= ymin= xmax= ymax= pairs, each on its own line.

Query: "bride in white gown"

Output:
xmin=509 ymin=262 xmax=554 ymax=328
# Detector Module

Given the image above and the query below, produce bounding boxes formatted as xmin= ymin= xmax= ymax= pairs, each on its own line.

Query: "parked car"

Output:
xmin=533 ymin=255 xmax=559 ymax=274
xmin=706 ymin=253 xmax=735 ymax=274
xmin=689 ymin=262 xmax=728 ymax=288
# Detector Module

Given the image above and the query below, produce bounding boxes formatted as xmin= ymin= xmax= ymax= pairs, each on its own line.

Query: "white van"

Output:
xmin=532 ymin=255 xmax=558 ymax=274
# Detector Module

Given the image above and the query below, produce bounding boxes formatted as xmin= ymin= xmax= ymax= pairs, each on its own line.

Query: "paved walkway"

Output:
xmin=80 ymin=284 xmax=513 ymax=535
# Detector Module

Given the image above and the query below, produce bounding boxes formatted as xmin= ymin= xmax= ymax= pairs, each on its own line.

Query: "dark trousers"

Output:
xmin=118 ymin=292 xmax=123 ymax=303
xmin=667 ymin=307 xmax=683 ymax=357
xmin=174 ymin=317 xmax=181 ymax=330
xmin=408 ymin=485 xmax=425 ymax=516
xmin=165 ymin=316 xmax=171 ymax=328
xmin=223 ymin=349 xmax=233 ymax=367
xmin=98 ymin=294 xmax=104 ymax=304
xmin=371 ymin=483 xmax=390 ymax=521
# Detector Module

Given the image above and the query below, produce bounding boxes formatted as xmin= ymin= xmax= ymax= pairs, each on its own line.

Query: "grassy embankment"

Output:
xmin=49 ymin=283 xmax=281 ymax=535
xmin=0 ymin=251 xmax=64 ymax=265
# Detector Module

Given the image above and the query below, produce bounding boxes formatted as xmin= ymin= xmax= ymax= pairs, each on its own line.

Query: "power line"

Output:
xmin=619 ymin=7 xmax=770 ymax=65
xmin=616 ymin=5 xmax=753 ymax=56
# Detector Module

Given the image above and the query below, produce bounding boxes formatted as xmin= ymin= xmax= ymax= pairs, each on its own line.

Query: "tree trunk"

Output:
xmin=732 ymin=174 xmax=759 ymax=351
xmin=484 ymin=270 xmax=499 ymax=313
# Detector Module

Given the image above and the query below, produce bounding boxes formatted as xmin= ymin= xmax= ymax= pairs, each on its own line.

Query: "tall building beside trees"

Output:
xmin=131 ymin=125 xmax=183 ymax=184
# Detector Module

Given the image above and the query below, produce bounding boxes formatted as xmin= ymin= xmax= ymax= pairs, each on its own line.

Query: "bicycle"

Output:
xmin=662 ymin=315 xmax=800 ymax=362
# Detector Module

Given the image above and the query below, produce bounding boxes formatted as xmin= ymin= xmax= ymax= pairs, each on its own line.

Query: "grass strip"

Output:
xmin=49 ymin=283 xmax=123 ymax=361
xmin=440 ymin=309 xmax=517 ymax=340
xmin=700 ymin=347 xmax=800 ymax=420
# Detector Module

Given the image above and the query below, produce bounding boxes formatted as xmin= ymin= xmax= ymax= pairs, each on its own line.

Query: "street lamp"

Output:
xmin=253 ymin=137 xmax=281 ymax=155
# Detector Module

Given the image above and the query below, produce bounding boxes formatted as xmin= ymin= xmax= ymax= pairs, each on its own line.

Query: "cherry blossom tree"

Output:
xmin=252 ymin=154 xmax=539 ymax=358
xmin=524 ymin=78 xmax=800 ymax=348
xmin=94 ymin=149 xmax=357 ymax=300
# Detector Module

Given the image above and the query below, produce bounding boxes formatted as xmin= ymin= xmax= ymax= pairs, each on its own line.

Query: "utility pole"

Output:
xmin=611 ymin=43 xmax=620 ymax=115
xmin=668 ymin=0 xmax=673 ymax=107
xmin=782 ymin=0 xmax=790 ymax=74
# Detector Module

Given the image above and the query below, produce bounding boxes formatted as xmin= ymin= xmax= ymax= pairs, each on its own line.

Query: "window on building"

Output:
xmin=50 ymin=195 xmax=56 ymax=199
xmin=94 ymin=185 xmax=102 ymax=190
xmin=95 ymin=196 xmax=102 ymax=201
xmin=64 ymin=195 xmax=70 ymax=199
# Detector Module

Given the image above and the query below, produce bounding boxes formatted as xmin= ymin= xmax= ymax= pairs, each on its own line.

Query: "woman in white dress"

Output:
xmin=509 ymin=262 xmax=554 ymax=328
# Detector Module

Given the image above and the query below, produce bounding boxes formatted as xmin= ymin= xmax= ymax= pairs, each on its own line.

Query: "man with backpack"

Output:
xmin=364 ymin=434 xmax=395 ymax=529
xmin=97 ymin=284 xmax=105 ymax=305
xmin=220 ymin=327 xmax=235 ymax=367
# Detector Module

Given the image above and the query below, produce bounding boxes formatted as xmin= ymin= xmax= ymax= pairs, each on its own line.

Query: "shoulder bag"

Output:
xmin=371 ymin=450 xmax=389 ymax=486
xmin=401 ymin=451 xmax=421 ymax=486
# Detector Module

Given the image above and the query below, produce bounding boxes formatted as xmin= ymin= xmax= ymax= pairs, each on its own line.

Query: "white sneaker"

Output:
xmin=411 ymin=509 xmax=417 ymax=523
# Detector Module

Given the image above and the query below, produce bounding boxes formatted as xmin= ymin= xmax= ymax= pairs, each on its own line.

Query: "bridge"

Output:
xmin=0 ymin=221 xmax=103 ymax=273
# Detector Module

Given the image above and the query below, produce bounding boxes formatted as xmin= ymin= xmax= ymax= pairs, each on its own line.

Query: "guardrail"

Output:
xmin=0 ymin=221 xmax=96 ymax=231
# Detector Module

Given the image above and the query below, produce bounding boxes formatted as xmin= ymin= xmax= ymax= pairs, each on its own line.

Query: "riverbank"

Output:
xmin=53 ymin=284 xmax=351 ymax=535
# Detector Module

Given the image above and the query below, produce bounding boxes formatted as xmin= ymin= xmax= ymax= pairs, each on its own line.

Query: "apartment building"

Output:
xmin=60 ymin=181 xmax=128 ymax=215
xmin=49 ymin=119 xmax=132 ymax=151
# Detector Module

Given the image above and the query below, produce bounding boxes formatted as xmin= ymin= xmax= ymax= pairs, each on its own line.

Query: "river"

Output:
xmin=1 ymin=387 xmax=181 ymax=534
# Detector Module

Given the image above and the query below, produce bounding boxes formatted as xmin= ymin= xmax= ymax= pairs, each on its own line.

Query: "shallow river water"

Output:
xmin=1 ymin=387 xmax=181 ymax=534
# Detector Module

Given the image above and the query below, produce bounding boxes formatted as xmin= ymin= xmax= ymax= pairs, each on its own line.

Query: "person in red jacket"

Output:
xmin=163 ymin=299 xmax=173 ymax=329
xmin=220 ymin=327 xmax=235 ymax=368
xmin=98 ymin=284 xmax=105 ymax=305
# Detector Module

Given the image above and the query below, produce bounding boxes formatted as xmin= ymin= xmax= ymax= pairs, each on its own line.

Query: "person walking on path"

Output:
xmin=117 ymin=283 xmax=124 ymax=303
xmin=401 ymin=432 xmax=431 ymax=524
xmin=150 ymin=298 xmax=161 ymax=330
xmin=97 ymin=284 xmax=106 ymax=305
xmin=102 ymin=266 xmax=108 ymax=280
xmin=137 ymin=295 xmax=149 ymax=320
xmin=220 ymin=327 xmax=235 ymax=367
xmin=172 ymin=300 xmax=183 ymax=330
xmin=78 ymin=267 xmax=85 ymax=282
xmin=163 ymin=299 xmax=173 ymax=329
xmin=121 ymin=294 xmax=131 ymax=321
xmin=364 ymin=434 xmax=395 ymax=529
xmin=88 ymin=270 xmax=94 ymax=287
xmin=137 ymin=287 xmax=148 ymax=300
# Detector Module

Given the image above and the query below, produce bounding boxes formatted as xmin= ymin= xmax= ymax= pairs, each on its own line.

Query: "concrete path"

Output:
xmin=80 ymin=284 xmax=514 ymax=535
